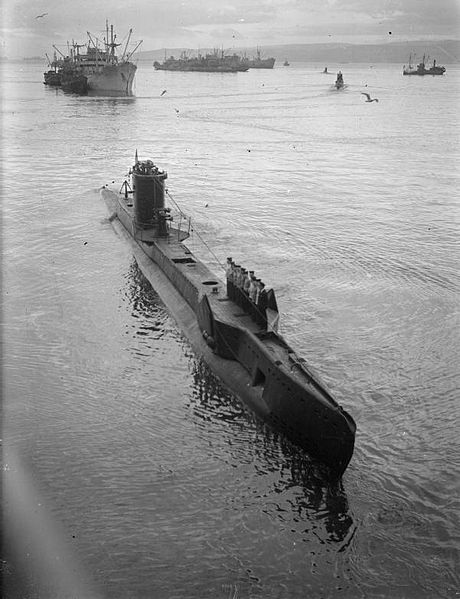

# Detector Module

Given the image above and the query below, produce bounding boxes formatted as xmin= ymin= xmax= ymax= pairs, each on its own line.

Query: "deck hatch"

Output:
xmin=172 ymin=257 xmax=196 ymax=264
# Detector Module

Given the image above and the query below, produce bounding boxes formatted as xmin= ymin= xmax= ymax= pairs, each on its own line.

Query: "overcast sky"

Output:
xmin=1 ymin=0 xmax=459 ymax=58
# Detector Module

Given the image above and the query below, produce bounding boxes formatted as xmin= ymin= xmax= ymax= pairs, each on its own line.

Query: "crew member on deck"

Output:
xmin=248 ymin=273 xmax=257 ymax=318
xmin=253 ymin=278 xmax=261 ymax=322
xmin=230 ymin=262 xmax=238 ymax=300
xmin=239 ymin=268 xmax=248 ymax=308
xmin=234 ymin=265 xmax=242 ymax=306
xmin=226 ymin=257 xmax=234 ymax=299
xmin=256 ymin=281 xmax=268 ymax=330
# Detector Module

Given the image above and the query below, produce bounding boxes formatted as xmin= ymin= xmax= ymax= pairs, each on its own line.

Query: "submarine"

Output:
xmin=101 ymin=155 xmax=356 ymax=476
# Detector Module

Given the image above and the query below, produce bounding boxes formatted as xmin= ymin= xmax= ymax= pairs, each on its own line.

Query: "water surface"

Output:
xmin=2 ymin=61 xmax=459 ymax=598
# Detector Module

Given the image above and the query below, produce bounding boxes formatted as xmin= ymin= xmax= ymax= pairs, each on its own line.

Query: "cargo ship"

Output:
xmin=153 ymin=49 xmax=249 ymax=72
xmin=46 ymin=22 xmax=142 ymax=94
xmin=101 ymin=155 xmax=356 ymax=476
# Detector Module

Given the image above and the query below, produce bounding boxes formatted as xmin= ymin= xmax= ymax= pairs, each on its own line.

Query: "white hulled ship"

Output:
xmin=50 ymin=22 xmax=142 ymax=94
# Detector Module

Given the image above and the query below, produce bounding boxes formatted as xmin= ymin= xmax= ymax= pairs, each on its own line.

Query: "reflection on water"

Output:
xmin=86 ymin=90 xmax=137 ymax=99
xmin=57 ymin=87 xmax=137 ymax=99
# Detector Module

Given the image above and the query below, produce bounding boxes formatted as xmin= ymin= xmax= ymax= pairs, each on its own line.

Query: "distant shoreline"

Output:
xmin=5 ymin=39 xmax=460 ymax=64
xmin=137 ymin=39 xmax=460 ymax=65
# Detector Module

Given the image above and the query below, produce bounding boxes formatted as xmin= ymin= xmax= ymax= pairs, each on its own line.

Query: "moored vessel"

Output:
xmin=43 ymin=52 xmax=62 ymax=86
xmin=60 ymin=68 xmax=88 ymax=94
xmin=243 ymin=48 xmax=275 ymax=69
xmin=154 ymin=49 xmax=249 ymax=72
xmin=47 ymin=22 xmax=141 ymax=94
xmin=101 ymin=155 xmax=356 ymax=476
xmin=403 ymin=54 xmax=446 ymax=76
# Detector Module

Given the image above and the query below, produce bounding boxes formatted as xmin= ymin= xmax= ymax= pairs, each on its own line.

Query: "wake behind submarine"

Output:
xmin=101 ymin=155 xmax=356 ymax=476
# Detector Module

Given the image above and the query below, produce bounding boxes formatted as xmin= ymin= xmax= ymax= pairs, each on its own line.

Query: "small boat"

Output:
xmin=334 ymin=71 xmax=344 ymax=89
xmin=43 ymin=52 xmax=62 ymax=86
xmin=283 ymin=59 xmax=290 ymax=66
xmin=101 ymin=154 xmax=357 ymax=476
xmin=43 ymin=69 xmax=61 ymax=86
xmin=403 ymin=54 xmax=446 ymax=76
xmin=323 ymin=67 xmax=328 ymax=73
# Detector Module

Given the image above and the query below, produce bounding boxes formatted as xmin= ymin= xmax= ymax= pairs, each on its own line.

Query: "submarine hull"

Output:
xmin=102 ymin=179 xmax=356 ymax=477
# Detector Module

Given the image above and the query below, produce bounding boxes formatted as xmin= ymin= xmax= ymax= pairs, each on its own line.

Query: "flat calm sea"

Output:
xmin=2 ymin=60 xmax=459 ymax=598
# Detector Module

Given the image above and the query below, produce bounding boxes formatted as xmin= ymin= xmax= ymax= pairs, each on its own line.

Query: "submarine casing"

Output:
xmin=102 ymin=158 xmax=356 ymax=476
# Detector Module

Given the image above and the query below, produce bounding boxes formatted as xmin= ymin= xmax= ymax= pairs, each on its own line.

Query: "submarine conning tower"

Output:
xmin=132 ymin=159 xmax=168 ymax=234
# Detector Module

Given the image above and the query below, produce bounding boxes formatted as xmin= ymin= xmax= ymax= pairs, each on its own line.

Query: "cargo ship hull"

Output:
xmin=101 ymin=160 xmax=356 ymax=476
xmin=153 ymin=51 xmax=249 ymax=73
xmin=45 ymin=23 xmax=140 ymax=95
xmin=85 ymin=62 xmax=137 ymax=94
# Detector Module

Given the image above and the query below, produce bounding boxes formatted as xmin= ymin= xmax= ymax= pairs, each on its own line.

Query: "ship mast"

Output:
xmin=126 ymin=39 xmax=143 ymax=62
xmin=52 ymin=44 xmax=66 ymax=59
xmin=102 ymin=22 xmax=121 ymax=63
xmin=120 ymin=29 xmax=133 ymax=62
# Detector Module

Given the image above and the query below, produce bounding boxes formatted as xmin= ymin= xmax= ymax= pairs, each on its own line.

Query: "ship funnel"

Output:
xmin=132 ymin=159 xmax=168 ymax=232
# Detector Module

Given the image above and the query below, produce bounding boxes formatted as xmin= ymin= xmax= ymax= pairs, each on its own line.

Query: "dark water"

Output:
xmin=2 ymin=61 xmax=459 ymax=598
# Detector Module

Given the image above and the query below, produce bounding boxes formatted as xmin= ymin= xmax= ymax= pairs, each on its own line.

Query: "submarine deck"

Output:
xmin=150 ymin=228 xmax=339 ymax=407
xmin=102 ymin=185 xmax=356 ymax=474
xmin=104 ymin=186 xmax=343 ymax=410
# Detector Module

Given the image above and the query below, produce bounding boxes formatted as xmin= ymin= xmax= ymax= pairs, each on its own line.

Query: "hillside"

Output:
xmin=137 ymin=39 xmax=460 ymax=64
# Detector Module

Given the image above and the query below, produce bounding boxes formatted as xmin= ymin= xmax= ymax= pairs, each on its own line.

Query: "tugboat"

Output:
xmin=43 ymin=52 xmax=62 ymax=86
xmin=101 ymin=155 xmax=356 ymax=476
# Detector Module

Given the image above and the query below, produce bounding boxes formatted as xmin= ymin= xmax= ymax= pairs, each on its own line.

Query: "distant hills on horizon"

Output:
xmin=7 ymin=38 xmax=459 ymax=64
xmin=137 ymin=39 xmax=460 ymax=65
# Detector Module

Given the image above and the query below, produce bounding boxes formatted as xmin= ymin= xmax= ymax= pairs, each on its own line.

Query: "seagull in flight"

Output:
xmin=361 ymin=92 xmax=379 ymax=103
xmin=35 ymin=12 xmax=48 ymax=18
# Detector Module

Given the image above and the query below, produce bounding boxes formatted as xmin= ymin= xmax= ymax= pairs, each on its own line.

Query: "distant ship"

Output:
xmin=403 ymin=54 xmax=446 ymax=76
xmin=154 ymin=49 xmax=249 ymax=72
xmin=43 ymin=52 xmax=62 ymax=86
xmin=334 ymin=71 xmax=344 ymax=89
xmin=243 ymin=48 xmax=275 ymax=69
xmin=101 ymin=154 xmax=356 ymax=477
xmin=45 ymin=22 xmax=142 ymax=94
